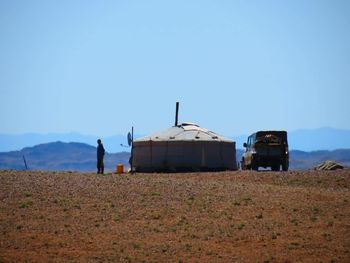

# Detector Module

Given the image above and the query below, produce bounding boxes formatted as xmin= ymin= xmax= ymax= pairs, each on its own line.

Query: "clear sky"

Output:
xmin=1 ymin=0 xmax=349 ymax=137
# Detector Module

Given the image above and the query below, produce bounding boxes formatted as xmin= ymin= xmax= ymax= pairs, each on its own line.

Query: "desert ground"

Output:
xmin=0 ymin=169 xmax=349 ymax=263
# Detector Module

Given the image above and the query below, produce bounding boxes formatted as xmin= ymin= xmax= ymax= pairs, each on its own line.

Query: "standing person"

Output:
xmin=97 ymin=139 xmax=105 ymax=174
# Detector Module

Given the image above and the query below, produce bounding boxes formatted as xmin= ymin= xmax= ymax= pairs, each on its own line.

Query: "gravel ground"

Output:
xmin=0 ymin=169 xmax=349 ymax=262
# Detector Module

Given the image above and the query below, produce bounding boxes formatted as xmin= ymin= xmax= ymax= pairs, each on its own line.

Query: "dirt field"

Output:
xmin=0 ymin=170 xmax=349 ymax=263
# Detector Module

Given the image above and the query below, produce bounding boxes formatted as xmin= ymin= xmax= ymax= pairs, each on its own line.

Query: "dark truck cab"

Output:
xmin=242 ymin=131 xmax=289 ymax=171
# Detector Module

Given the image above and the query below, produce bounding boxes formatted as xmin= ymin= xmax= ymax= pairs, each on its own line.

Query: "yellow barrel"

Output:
xmin=116 ymin=164 xmax=124 ymax=174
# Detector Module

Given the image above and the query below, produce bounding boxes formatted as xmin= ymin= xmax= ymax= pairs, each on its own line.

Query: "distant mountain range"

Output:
xmin=288 ymin=149 xmax=350 ymax=170
xmin=0 ymin=141 xmax=349 ymax=171
xmin=232 ymin=127 xmax=350 ymax=151
xmin=1 ymin=127 xmax=350 ymax=152
xmin=235 ymin=149 xmax=350 ymax=170
xmin=0 ymin=133 xmax=131 ymax=153
xmin=0 ymin=142 xmax=130 ymax=172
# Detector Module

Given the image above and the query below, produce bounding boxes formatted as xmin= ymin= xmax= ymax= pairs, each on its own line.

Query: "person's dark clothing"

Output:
xmin=97 ymin=144 xmax=105 ymax=159
xmin=97 ymin=158 xmax=104 ymax=174
xmin=97 ymin=144 xmax=105 ymax=174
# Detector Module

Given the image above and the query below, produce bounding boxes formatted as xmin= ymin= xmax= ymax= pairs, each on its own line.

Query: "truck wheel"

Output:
xmin=241 ymin=159 xmax=246 ymax=170
xmin=251 ymin=159 xmax=258 ymax=171
xmin=282 ymin=160 xmax=289 ymax=171
xmin=271 ymin=165 xmax=280 ymax=171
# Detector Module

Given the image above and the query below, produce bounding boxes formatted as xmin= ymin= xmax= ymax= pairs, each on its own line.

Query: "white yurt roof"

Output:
xmin=134 ymin=122 xmax=234 ymax=142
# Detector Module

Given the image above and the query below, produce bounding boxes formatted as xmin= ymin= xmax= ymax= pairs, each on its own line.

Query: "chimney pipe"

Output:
xmin=175 ymin=102 xmax=179 ymax=126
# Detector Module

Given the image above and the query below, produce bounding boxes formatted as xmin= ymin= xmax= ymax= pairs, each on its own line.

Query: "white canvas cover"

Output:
xmin=132 ymin=123 xmax=237 ymax=172
xmin=134 ymin=123 xmax=234 ymax=143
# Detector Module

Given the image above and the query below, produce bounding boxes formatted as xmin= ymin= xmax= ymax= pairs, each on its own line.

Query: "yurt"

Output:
xmin=132 ymin=122 xmax=237 ymax=172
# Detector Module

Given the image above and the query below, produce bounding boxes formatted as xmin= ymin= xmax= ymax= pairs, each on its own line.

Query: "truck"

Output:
xmin=241 ymin=131 xmax=289 ymax=171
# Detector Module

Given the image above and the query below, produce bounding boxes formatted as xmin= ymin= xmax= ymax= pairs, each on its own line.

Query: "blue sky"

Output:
xmin=1 ymin=0 xmax=349 ymax=137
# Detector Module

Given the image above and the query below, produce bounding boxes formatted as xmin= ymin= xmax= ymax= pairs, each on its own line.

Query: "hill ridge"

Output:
xmin=1 ymin=141 xmax=350 ymax=171
xmin=0 ymin=141 xmax=129 ymax=172
xmin=2 ymin=127 xmax=350 ymax=152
